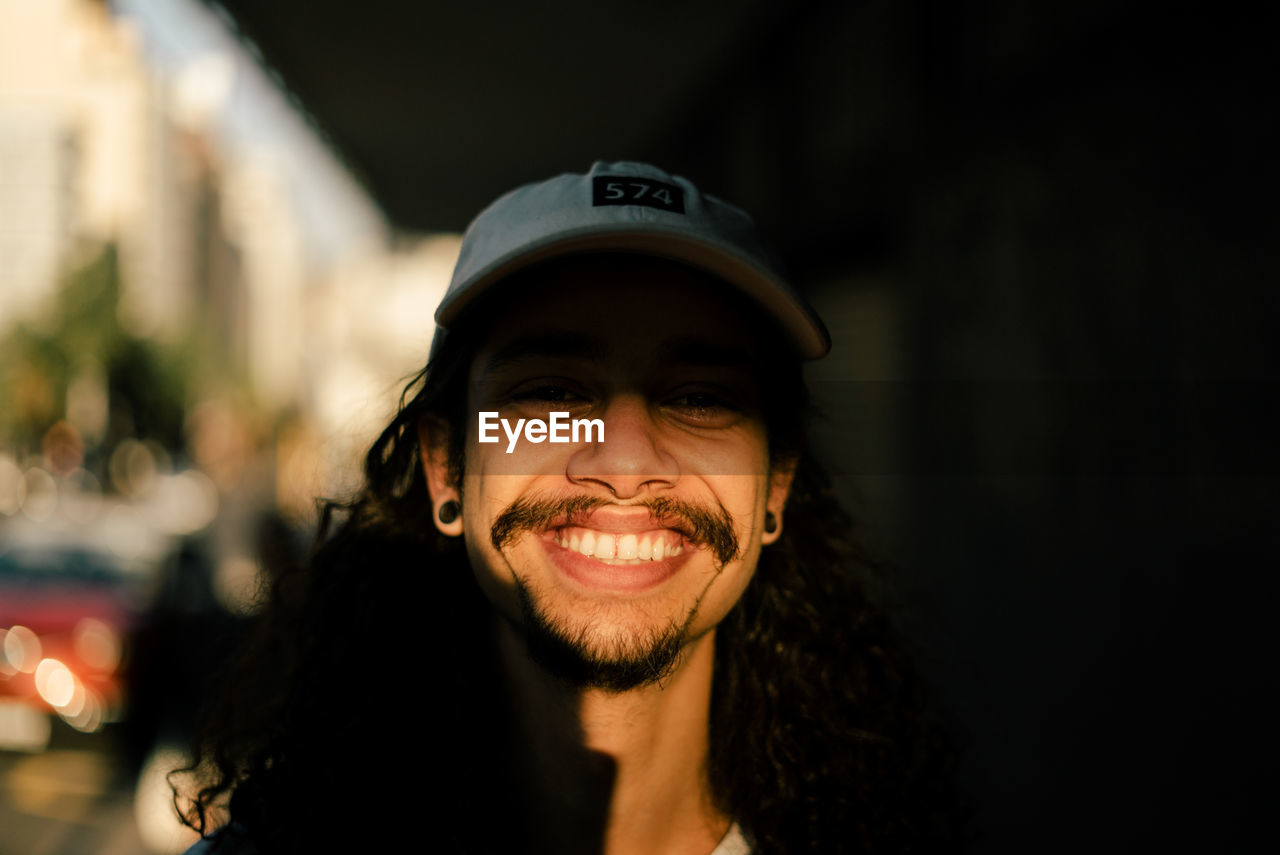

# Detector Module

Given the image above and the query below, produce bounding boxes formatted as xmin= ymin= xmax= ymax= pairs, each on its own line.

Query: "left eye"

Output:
xmin=670 ymin=392 xmax=726 ymax=409
xmin=665 ymin=391 xmax=740 ymax=424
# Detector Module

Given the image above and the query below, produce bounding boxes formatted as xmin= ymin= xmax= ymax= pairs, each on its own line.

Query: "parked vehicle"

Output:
xmin=0 ymin=508 xmax=167 ymax=751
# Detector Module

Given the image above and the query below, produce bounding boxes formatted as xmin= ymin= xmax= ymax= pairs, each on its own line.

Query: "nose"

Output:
xmin=566 ymin=394 xmax=678 ymax=499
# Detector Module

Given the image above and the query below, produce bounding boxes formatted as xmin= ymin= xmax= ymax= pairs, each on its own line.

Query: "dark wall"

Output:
xmin=659 ymin=2 xmax=1276 ymax=850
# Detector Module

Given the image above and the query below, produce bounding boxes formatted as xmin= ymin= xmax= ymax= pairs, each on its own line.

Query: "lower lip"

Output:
xmin=539 ymin=533 xmax=691 ymax=593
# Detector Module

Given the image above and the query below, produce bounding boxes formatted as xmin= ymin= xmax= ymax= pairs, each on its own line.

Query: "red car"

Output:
xmin=0 ymin=511 xmax=162 ymax=751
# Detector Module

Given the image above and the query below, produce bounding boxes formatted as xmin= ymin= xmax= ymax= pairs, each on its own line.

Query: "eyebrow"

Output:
xmin=651 ymin=337 xmax=757 ymax=371
xmin=480 ymin=332 xmax=610 ymax=377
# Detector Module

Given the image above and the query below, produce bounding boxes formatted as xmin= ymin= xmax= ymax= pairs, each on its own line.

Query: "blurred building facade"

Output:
xmin=0 ymin=0 xmax=454 ymax=525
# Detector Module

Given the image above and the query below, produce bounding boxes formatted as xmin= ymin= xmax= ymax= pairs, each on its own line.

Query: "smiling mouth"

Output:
xmin=549 ymin=527 xmax=686 ymax=564
xmin=539 ymin=526 xmax=692 ymax=593
xmin=492 ymin=495 xmax=739 ymax=578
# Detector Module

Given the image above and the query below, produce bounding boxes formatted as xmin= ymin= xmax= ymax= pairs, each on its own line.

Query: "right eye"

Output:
xmin=493 ymin=370 xmax=598 ymax=421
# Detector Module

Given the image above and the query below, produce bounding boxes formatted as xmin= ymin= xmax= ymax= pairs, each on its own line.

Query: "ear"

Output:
xmin=416 ymin=414 xmax=463 ymax=537
xmin=762 ymin=457 xmax=797 ymax=546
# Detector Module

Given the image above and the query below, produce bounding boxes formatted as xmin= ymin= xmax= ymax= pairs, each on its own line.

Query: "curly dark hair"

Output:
xmin=179 ymin=268 xmax=966 ymax=854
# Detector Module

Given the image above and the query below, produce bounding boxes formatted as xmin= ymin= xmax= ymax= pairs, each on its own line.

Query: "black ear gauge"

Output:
xmin=438 ymin=500 xmax=461 ymax=525
xmin=764 ymin=511 xmax=778 ymax=534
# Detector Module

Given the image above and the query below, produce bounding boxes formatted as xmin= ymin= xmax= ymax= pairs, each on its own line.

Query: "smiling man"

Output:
xmin=183 ymin=163 xmax=961 ymax=855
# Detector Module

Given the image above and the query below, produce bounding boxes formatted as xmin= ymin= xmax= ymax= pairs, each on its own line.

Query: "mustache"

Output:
xmin=490 ymin=494 xmax=741 ymax=567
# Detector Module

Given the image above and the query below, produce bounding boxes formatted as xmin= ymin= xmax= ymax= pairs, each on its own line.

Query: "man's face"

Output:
xmin=422 ymin=256 xmax=793 ymax=690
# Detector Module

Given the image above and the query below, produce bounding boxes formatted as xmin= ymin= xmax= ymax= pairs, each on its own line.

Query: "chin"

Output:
xmin=513 ymin=576 xmax=699 ymax=691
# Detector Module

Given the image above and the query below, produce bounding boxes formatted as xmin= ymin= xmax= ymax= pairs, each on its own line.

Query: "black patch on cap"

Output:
xmin=592 ymin=176 xmax=685 ymax=214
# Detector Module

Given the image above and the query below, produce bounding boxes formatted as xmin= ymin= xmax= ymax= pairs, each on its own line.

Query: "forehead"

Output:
xmin=470 ymin=255 xmax=773 ymax=371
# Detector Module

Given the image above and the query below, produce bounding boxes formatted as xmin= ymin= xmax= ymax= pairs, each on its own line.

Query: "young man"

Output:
xmin=184 ymin=163 xmax=960 ymax=854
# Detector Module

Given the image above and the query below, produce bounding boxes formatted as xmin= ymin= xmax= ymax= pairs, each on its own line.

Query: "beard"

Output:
xmin=512 ymin=579 xmax=694 ymax=692
xmin=491 ymin=493 xmax=740 ymax=692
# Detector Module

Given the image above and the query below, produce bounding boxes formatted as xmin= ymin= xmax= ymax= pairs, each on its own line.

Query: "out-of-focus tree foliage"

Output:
xmin=0 ymin=243 xmax=192 ymax=456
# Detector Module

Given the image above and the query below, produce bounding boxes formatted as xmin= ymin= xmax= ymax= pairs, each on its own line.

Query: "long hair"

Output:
xmin=180 ymin=283 xmax=965 ymax=853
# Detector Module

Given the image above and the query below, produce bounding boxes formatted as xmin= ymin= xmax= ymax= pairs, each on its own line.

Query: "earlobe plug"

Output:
xmin=438 ymin=500 xmax=460 ymax=525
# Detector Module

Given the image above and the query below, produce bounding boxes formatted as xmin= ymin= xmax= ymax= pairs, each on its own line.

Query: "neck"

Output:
xmin=495 ymin=617 xmax=730 ymax=855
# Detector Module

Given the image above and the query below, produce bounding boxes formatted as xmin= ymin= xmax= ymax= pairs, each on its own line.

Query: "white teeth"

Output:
xmin=556 ymin=529 xmax=682 ymax=562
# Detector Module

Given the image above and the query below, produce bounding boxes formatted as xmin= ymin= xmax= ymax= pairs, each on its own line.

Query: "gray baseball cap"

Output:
xmin=432 ymin=160 xmax=830 ymax=360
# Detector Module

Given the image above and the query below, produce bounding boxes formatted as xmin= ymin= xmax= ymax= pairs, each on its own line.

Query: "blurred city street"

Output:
xmin=2 ymin=1 xmax=451 ymax=851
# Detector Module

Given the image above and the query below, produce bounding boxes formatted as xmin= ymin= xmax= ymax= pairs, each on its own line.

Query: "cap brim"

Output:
xmin=435 ymin=227 xmax=830 ymax=360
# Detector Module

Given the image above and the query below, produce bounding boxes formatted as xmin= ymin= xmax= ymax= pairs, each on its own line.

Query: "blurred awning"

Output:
xmin=205 ymin=0 xmax=788 ymax=233
xmin=201 ymin=0 xmax=1267 ymax=279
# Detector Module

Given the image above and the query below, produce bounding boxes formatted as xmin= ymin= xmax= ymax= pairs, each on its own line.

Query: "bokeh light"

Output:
xmin=3 ymin=625 xmax=43 ymax=674
xmin=20 ymin=467 xmax=58 ymax=521
xmin=74 ymin=617 xmax=122 ymax=673
xmin=0 ymin=454 xmax=27 ymax=514
xmin=60 ymin=466 xmax=105 ymax=523
xmin=34 ymin=658 xmax=76 ymax=708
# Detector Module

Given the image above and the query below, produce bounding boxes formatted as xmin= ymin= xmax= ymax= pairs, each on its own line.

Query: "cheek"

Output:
xmin=707 ymin=476 xmax=771 ymax=533
xmin=458 ymin=472 xmax=539 ymax=580
xmin=687 ymin=547 xmax=763 ymax=639
xmin=457 ymin=473 xmax=502 ymax=571
xmin=685 ymin=478 xmax=769 ymax=623
xmin=458 ymin=489 xmax=527 ymax=622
